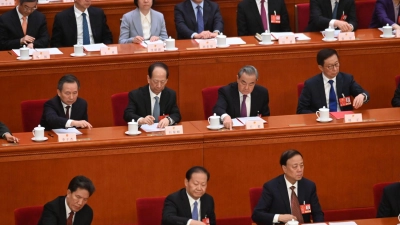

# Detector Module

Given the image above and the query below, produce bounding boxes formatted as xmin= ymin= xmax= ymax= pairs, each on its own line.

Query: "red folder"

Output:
xmin=330 ymin=111 xmax=354 ymax=119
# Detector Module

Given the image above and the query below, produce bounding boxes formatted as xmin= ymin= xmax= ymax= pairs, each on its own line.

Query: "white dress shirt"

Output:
xmin=65 ymin=198 xmax=76 ymax=223
xmin=186 ymin=192 xmax=201 ymax=225
xmin=140 ymin=11 xmax=151 ymax=40
xmin=272 ymin=176 xmax=299 ymax=223
xmin=15 ymin=6 xmax=28 ymax=27
xmin=256 ymin=0 xmax=270 ymax=32
xmin=322 ymin=74 xmax=340 ymax=111
xmin=74 ymin=5 xmax=95 ymax=45
xmin=61 ymin=101 xmax=74 ymax=128
xmin=137 ymin=86 xmax=162 ymax=124
xmin=239 ymin=92 xmax=251 ymax=117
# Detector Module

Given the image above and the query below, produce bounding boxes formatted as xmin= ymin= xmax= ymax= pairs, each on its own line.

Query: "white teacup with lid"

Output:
xmin=261 ymin=30 xmax=272 ymax=43
xmin=32 ymin=124 xmax=45 ymax=140
xmin=20 ymin=45 xmax=30 ymax=59
xmin=285 ymin=219 xmax=299 ymax=225
xmin=128 ymin=119 xmax=138 ymax=134
xmin=165 ymin=36 xmax=175 ymax=50
xmin=316 ymin=106 xmax=330 ymax=121
xmin=216 ymin=32 xmax=227 ymax=47
xmin=208 ymin=113 xmax=220 ymax=128
xmin=324 ymin=26 xmax=335 ymax=40
xmin=383 ymin=23 xmax=392 ymax=37
xmin=74 ymin=44 xmax=84 ymax=56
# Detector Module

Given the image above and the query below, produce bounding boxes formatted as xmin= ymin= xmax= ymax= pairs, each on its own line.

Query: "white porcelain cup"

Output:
xmin=74 ymin=44 xmax=84 ymax=55
xmin=325 ymin=28 xmax=335 ymax=40
xmin=261 ymin=32 xmax=271 ymax=43
xmin=316 ymin=106 xmax=330 ymax=121
xmin=383 ymin=24 xmax=392 ymax=37
xmin=128 ymin=120 xmax=138 ymax=133
xmin=216 ymin=34 xmax=226 ymax=46
xmin=285 ymin=219 xmax=299 ymax=225
xmin=32 ymin=125 xmax=45 ymax=140
xmin=208 ymin=113 xmax=220 ymax=128
xmin=165 ymin=37 xmax=175 ymax=50
xmin=20 ymin=46 xmax=29 ymax=59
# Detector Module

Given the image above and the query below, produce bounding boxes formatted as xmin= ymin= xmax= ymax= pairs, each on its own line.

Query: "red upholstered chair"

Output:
xmin=294 ymin=3 xmax=310 ymax=32
xmin=136 ymin=196 xmax=166 ymax=225
xmin=216 ymin=216 xmax=252 ymax=225
xmin=249 ymin=187 xmax=262 ymax=212
xmin=373 ymin=182 xmax=393 ymax=212
xmin=201 ymin=86 xmax=222 ymax=120
xmin=355 ymin=0 xmax=376 ymax=29
xmin=395 ymin=75 xmax=400 ymax=87
xmin=20 ymin=99 xmax=47 ymax=132
xmin=297 ymin=82 xmax=304 ymax=97
xmin=14 ymin=205 xmax=43 ymax=225
xmin=111 ymin=92 xmax=129 ymax=126
xmin=324 ymin=207 xmax=375 ymax=221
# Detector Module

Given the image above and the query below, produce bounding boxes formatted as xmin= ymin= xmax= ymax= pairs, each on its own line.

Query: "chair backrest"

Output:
xmin=373 ymin=182 xmax=393 ymax=212
xmin=355 ymin=0 xmax=376 ymax=29
xmin=136 ymin=196 xmax=166 ymax=225
xmin=20 ymin=99 xmax=47 ymax=132
xmin=14 ymin=205 xmax=43 ymax=225
xmin=297 ymin=82 xmax=305 ymax=97
xmin=295 ymin=3 xmax=310 ymax=32
xmin=216 ymin=216 xmax=252 ymax=225
xmin=324 ymin=207 xmax=375 ymax=221
xmin=249 ymin=187 xmax=263 ymax=213
xmin=111 ymin=92 xmax=129 ymax=126
xmin=201 ymin=86 xmax=222 ymax=120
xmin=395 ymin=75 xmax=400 ymax=87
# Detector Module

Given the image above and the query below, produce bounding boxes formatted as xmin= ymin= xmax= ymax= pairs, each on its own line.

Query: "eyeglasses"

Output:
xmin=325 ymin=62 xmax=340 ymax=70
xmin=151 ymin=79 xmax=167 ymax=85
xmin=23 ymin=4 xmax=37 ymax=12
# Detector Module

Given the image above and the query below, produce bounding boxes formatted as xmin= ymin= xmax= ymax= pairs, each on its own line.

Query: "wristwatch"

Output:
xmin=362 ymin=93 xmax=368 ymax=102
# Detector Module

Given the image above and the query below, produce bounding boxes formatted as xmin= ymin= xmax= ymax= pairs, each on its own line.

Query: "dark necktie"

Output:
xmin=153 ymin=96 xmax=160 ymax=123
xmin=290 ymin=186 xmax=304 ymax=223
xmin=332 ymin=1 xmax=338 ymax=19
xmin=192 ymin=201 xmax=198 ymax=220
xmin=241 ymin=95 xmax=247 ymax=117
xmin=328 ymin=80 xmax=337 ymax=112
xmin=82 ymin=13 xmax=90 ymax=45
xmin=260 ymin=0 xmax=268 ymax=31
xmin=196 ymin=5 xmax=204 ymax=33
xmin=65 ymin=106 xmax=71 ymax=119
xmin=67 ymin=211 xmax=74 ymax=225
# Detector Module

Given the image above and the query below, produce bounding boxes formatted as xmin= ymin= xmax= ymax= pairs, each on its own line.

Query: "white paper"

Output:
xmin=12 ymin=49 xmax=35 ymax=56
xmin=83 ymin=43 xmax=107 ymax=51
xmin=35 ymin=48 xmax=63 ymax=54
xmin=232 ymin=118 xmax=245 ymax=127
xmin=329 ymin=222 xmax=357 ymax=225
xmin=271 ymin=32 xmax=295 ymax=39
xmin=294 ymin=33 xmax=311 ymax=40
xmin=52 ymin=128 xmax=83 ymax=135
xmin=141 ymin=40 xmax=164 ymax=48
xmin=378 ymin=28 xmax=396 ymax=34
xmin=321 ymin=30 xmax=341 ymax=38
xmin=303 ymin=223 xmax=327 ymax=225
xmin=237 ymin=117 xmax=267 ymax=124
xmin=140 ymin=123 xmax=165 ymax=132
xmin=226 ymin=37 xmax=246 ymax=45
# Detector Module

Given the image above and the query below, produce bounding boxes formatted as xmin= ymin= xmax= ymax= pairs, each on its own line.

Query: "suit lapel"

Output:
xmin=278 ymin=175 xmax=291 ymax=213
xmin=150 ymin=9 xmax=156 ymax=35
xmin=68 ymin=7 xmax=78 ymax=43
xmin=317 ymin=74 xmax=328 ymax=107
xmin=133 ymin=9 xmax=144 ymax=37
xmin=11 ymin=9 xmax=24 ymax=37
xmin=325 ymin=0 xmax=333 ymax=19
xmin=180 ymin=189 xmax=193 ymax=218
xmin=143 ymin=85 xmax=152 ymax=115
xmin=57 ymin=97 xmax=68 ymax=118
xmin=59 ymin=196 xmax=67 ymax=225
xmin=336 ymin=73 xmax=344 ymax=110
xmin=159 ymin=88 xmax=168 ymax=115
xmin=200 ymin=195 xmax=207 ymax=219
xmin=26 ymin=11 xmax=36 ymax=36
xmin=202 ymin=1 xmax=209 ymax=28
xmin=249 ymin=86 xmax=258 ymax=116
xmin=297 ymin=179 xmax=305 ymax=205
xmin=231 ymin=83 xmax=241 ymax=117
xmin=185 ymin=0 xmax=197 ymax=31
xmin=88 ymin=7 xmax=97 ymax=41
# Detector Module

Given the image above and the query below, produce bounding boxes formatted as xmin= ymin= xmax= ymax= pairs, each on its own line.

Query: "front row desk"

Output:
xmin=1 ymin=108 xmax=400 ymax=225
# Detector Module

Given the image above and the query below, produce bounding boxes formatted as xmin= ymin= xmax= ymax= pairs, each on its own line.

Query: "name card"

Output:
xmin=245 ymin=120 xmax=264 ymax=129
xmin=165 ymin=125 xmax=183 ymax=135
xmin=338 ymin=32 xmax=355 ymax=41
xmin=344 ymin=113 xmax=363 ymax=123
xmin=147 ymin=42 xmax=164 ymax=52
xmin=33 ymin=51 xmax=50 ymax=60
xmin=198 ymin=39 xmax=216 ymax=49
xmin=100 ymin=46 xmax=118 ymax=55
xmin=0 ymin=0 xmax=14 ymax=6
xmin=278 ymin=35 xmax=295 ymax=44
xmin=58 ymin=133 xmax=77 ymax=142
xmin=62 ymin=0 xmax=74 ymax=2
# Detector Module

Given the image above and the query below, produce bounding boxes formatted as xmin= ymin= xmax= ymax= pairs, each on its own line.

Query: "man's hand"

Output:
xmin=71 ymin=120 xmax=93 ymax=129
xmin=278 ymin=214 xmax=297 ymax=223
xmin=132 ymin=36 xmax=144 ymax=44
xmin=353 ymin=94 xmax=365 ymax=109
xmin=334 ymin=21 xmax=353 ymax=32
xmin=150 ymin=36 xmax=160 ymax=42
xmin=20 ymin=35 xmax=35 ymax=45
xmin=193 ymin=31 xmax=213 ymax=39
xmin=222 ymin=115 xmax=232 ymax=129
xmin=4 ymin=133 xmax=19 ymax=143
xmin=139 ymin=115 xmax=155 ymax=125
xmin=189 ymin=220 xmax=207 ymax=225
xmin=157 ymin=118 xmax=170 ymax=128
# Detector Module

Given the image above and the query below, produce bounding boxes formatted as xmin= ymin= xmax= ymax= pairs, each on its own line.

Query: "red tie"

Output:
xmin=67 ymin=211 xmax=74 ymax=225
xmin=260 ymin=0 xmax=268 ymax=31
xmin=290 ymin=186 xmax=304 ymax=223
xmin=65 ymin=106 xmax=70 ymax=119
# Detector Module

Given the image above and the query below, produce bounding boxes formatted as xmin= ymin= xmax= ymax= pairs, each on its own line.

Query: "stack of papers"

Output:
xmin=52 ymin=128 xmax=83 ymax=135
xmin=83 ymin=43 xmax=108 ymax=51
xmin=271 ymin=32 xmax=294 ymax=39
xmin=232 ymin=117 xmax=267 ymax=127
xmin=294 ymin=33 xmax=311 ymax=40
xmin=140 ymin=123 xmax=165 ymax=132
xmin=12 ymin=48 xmax=63 ymax=56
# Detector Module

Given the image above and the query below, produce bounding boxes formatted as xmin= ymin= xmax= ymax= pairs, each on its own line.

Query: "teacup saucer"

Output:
xmin=259 ymin=41 xmax=274 ymax=45
xmin=125 ymin=131 xmax=141 ymax=136
xmin=17 ymin=57 xmax=32 ymax=60
xmin=207 ymin=125 xmax=224 ymax=130
xmin=380 ymin=34 xmax=395 ymax=38
xmin=316 ymin=118 xmax=333 ymax=123
xmin=322 ymin=38 xmax=337 ymax=42
xmin=31 ymin=137 xmax=48 ymax=142
xmin=216 ymin=44 xmax=230 ymax=48
xmin=70 ymin=53 xmax=86 ymax=57
xmin=164 ymin=47 xmax=178 ymax=51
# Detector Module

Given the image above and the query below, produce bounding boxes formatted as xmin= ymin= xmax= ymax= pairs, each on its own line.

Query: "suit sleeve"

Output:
xmin=349 ymin=76 xmax=369 ymax=100
xmin=166 ymin=91 xmax=181 ymax=124
xmin=208 ymin=197 xmax=216 ymax=225
xmin=119 ymin=14 xmax=133 ymax=43
xmin=391 ymin=84 xmax=400 ymax=107
xmin=212 ymin=4 xmax=224 ymax=33
xmin=296 ymin=81 xmax=314 ymax=114
xmin=373 ymin=0 xmax=395 ymax=27
xmin=123 ymin=91 xmax=141 ymax=122
xmin=0 ymin=16 xmax=21 ymax=50
xmin=32 ymin=14 xmax=50 ymax=48
xmin=0 ymin=122 xmax=11 ymax=137
xmin=213 ymin=87 xmax=229 ymax=116
xmin=162 ymin=195 xmax=191 ymax=225
xmin=50 ymin=13 xmax=63 ymax=47
xmin=309 ymin=0 xmax=331 ymax=31
xmin=236 ymin=2 xmax=248 ymax=36
xmin=252 ymin=184 xmax=275 ymax=225
xmin=310 ymin=184 xmax=324 ymax=222
xmin=37 ymin=203 xmax=58 ymax=225
xmin=42 ymin=101 xmax=68 ymax=129
xmin=377 ymin=188 xmax=393 ymax=217
xmin=100 ymin=10 xmax=113 ymax=44
xmin=174 ymin=5 xmax=195 ymax=39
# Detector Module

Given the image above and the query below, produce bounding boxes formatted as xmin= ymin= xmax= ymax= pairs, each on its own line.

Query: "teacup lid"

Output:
xmin=20 ymin=45 xmax=28 ymax=50
xmin=262 ymin=30 xmax=270 ymax=34
xmin=35 ymin=124 xmax=45 ymax=129
xmin=320 ymin=106 xmax=329 ymax=111
xmin=217 ymin=32 xmax=225 ymax=37
xmin=384 ymin=23 xmax=391 ymax=28
xmin=128 ymin=119 xmax=137 ymax=124
xmin=167 ymin=36 xmax=174 ymax=40
xmin=326 ymin=26 xmax=334 ymax=30
xmin=209 ymin=113 xmax=220 ymax=118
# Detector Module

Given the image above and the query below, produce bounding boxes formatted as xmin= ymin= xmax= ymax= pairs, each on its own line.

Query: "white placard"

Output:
xmin=278 ymin=35 xmax=296 ymax=44
xmin=344 ymin=113 xmax=363 ymax=123
xmin=165 ymin=125 xmax=183 ymax=135
xmin=100 ymin=46 xmax=118 ymax=55
xmin=0 ymin=0 xmax=14 ymax=6
xmin=147 ymin=42 xmax=164 ymax=52
xmin=245 ymin=120 xmax=264 ymax=129
xmin=338 ymin=32 xmax=355 ymax=41
xmin=57 ymin=133 xmax=77 ymax=142
xmin=198 ymin=39 xmax=216 ymax=49
xmin=33 ymin=50 xmax=50 ymax=60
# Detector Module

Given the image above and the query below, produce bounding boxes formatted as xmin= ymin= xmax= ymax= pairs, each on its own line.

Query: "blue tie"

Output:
xmin=196 ymin=5 xmax=204 ymax=33
xmin=192 ymin=201 xmax=198 ymax=220
xmin=153 ymin=96 xmax=160 ymax=123
xmin=82 ymin=13 xmax=90 ymax=45
xmin=332 ymin=1 xmax=338 ymax=19
xmin=328 ymin=80 xmax=337 ymax=112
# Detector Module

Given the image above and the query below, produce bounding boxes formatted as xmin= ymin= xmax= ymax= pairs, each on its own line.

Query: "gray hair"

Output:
xmin=237 ymin=65 xmax=258 ymax=79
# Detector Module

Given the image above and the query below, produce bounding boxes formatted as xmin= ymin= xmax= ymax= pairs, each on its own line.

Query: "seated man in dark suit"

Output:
xmin=297 ymin=48 xmax=369 ymax=114
xmin=0 ymin=122 xmax=19 ymax=143
xmin=0 ymin=0 xmax=49 ymax=50
xmin=252 ymin=150 xmax=324 ymax=225
xmin=305 ymin=0 xmax=357 ymax=32
xmin=38 ymin=175 xmax=95 ymax=225
xmin=391 ymin=84 xmax=400 ymax=107
xmin=51 ymin=0 xmax=113 ymax=47
xmin=162 ymin=166 xmax=216 ymax=225
xmin=237 ymin=0 xmax=291 ymax=36
xmin=174 ymin=0 xmax=224 ymax=39
xmin=124 ymin=62 xmax=181 ymax=128
xmin=377 ymin=182 xmax=400 ymax=217
xmin=40 ymin=74 xmax=92 ymax=130
xmin=213 ymin=65 xmax=270 ymax=129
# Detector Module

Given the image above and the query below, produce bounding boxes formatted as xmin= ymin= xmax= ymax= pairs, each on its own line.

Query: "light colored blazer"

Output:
xmin=119 ymin=8 xmax=168 ymax=43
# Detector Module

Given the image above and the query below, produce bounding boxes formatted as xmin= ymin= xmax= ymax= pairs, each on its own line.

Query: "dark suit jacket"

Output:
xmin=0 ymin=8 xmax=49 ymax=50
xmin=305 ymin=0 xmax=358 ymax=32
xmin=377 ymin=182 xmax=400 ymax=217
xmin=51 ymin=6 xmax=113 ymax=47
xmin=123 ymin=85 xmax=181 ymax=123
xmin=174 ymin=0 xmax=224 ymax=39
xmin=38 ymin=196 xmax=93 ymax=225
xmin=296 ymin=72 xmax=369 ymax=114
xmin=252 ymin=175 xmax=324 ymax=225
xmin=391 ymin=83 xmax=400 ymax=107
xmin=237 ymin=0 xmax=291 ymax=36
xmin=162 ymin=188 xmax=216 ymax=225
xmin=370 ymin=0 xmax=397 ymax=28
xmin=0 ymin=122 xmax=11 ymax=137
xmin=213 ymin=82 xmax=270 ymax=118
xmin=40 ymin=96 xmax=88 ymax=130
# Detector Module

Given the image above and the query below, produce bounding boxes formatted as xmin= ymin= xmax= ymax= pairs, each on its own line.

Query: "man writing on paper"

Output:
xmin=40 ymin=74 xmax=92 ymax=130
xmin=252 ymin=149 xmax=324 ymax=225
xmin=0 ymin=0 xmax=49 ymax=50
xmin=174 ymin=0 xmax=224 ymax=39
xmin=38 ymin=175 xmax=95 ymax=225
xmin=213 ymin=65 xmax=270 ymax=129
xmin=297 ymin=48 xmax=369 ymax=114
xmin=162 ymin=166 xmax=216 ymax=225
xmin=0 ymin=122 xmax=19 ymax=143
xmin=124 ymin=62 xmax=181 ymax=128
xmin=51 ymin=0 xmax=113 ymax=47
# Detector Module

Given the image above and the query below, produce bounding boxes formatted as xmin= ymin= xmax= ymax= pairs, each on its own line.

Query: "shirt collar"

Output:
xmin=191 ymin=0 xmax=204 ymax=10
xmin=65 ymin=197 xmax=72 ymax=217
xmin=322 ymin=73 xmax=337 ymax=84
xmin=15 ymin=6 xmax=26 ymax=20
xmin=239 ymin=91 xmax=251 ymax=99
xmin=186 ymin=191 xmax=201 ymax=204
xmin=140 ymin=10 xmax=151 ymax=22
xmin=74 ymin=4 xmax=89 ymax=17
xmin=149 ymin=86 xmax=162 ymax=99
xmin=284 ymin=174 xmax=298 ymax=189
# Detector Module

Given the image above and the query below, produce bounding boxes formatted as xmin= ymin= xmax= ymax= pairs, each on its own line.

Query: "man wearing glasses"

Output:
xmin=124 ymin=62 xmax=181 ymax=128
xmin=297 ymin=48 xmax=369 ymax=114
xmin=0 ymin=0 xmax=49 ymax=50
